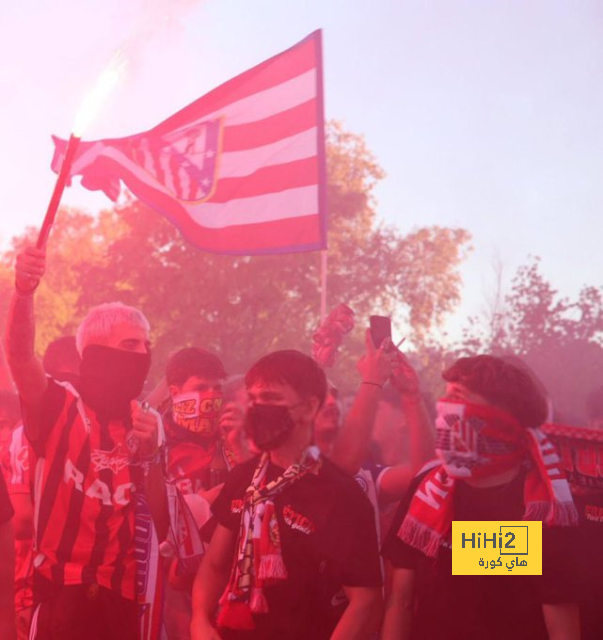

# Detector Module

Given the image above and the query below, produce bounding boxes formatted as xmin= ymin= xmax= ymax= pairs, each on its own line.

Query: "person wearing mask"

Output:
xmin=6 ymin=246 xmax=168 ymax=640
xmin=191 ymin=350 xmax=383 ymax=640
xmin=162 ymin=348 xmax=249 ymax=640
xmin=382 ymin=355 xmax=580 ymax=640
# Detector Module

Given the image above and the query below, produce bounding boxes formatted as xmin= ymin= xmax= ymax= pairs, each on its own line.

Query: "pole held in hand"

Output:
xmin=36 ymin=134 xmax=81 ymax=248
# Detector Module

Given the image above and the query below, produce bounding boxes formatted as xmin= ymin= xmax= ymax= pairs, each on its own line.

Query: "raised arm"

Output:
xmin=6 ymin=247 xmax=48 ymax=406
xmin=379 ymin=353 xmax=434 ymax=500
xmin=392 ymin=352 xmax=434 ymax=465
xmin=330 ymin=329 xmax=393 ymax=475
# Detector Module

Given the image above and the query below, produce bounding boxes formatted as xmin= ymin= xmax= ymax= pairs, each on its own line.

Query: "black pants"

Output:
xmin=31 ymin=583 xmax=139 ymax=640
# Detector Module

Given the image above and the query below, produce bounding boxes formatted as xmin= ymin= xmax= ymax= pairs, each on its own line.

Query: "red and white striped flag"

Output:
xmin=51 ymin=31 xmax=327 ymax=255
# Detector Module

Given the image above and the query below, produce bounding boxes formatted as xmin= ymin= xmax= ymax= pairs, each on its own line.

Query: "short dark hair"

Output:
xmin=43 ymin=336 xmax=81 ymax=378
xmin=166 ymin=347 xmax=227 ymax=386
xmin=586 ymin=385 xmax=603 ymax=421
xmin=443 ymin=354 xmax=548 ymax=428
xmin=245 ymin=350 xmax=327 ymax=407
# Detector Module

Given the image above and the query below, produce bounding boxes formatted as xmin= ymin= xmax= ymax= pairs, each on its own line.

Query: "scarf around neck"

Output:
xmin=217 ymin=446 xmax=322 ymax=630
xmin=398 ymin=401 xmax=578 ymax=558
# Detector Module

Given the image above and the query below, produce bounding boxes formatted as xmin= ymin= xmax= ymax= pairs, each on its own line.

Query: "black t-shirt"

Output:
xmin=573 ymin=490 xmax=603 ymax=640
xmin=212 ymin=455 xmax=382 ymax=640
xmin=0 ymin=471 xmax=14 ymax=524
xmin=382 ymin=468 xmax=579 ymax=640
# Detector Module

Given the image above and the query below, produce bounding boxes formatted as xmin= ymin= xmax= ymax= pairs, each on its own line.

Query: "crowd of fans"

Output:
xmin=0 ymin=244 xmax=601 ymax=639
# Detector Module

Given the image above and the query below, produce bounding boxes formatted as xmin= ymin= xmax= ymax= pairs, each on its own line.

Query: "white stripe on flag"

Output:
xmin=184 ymin=69 xmax=317 ymax=128
xmin=160 ymin=152 xmax=175 ymax=195
xmin=187 ymin=185 xmax=319 ymax=228
xmin=219 ymin=128 xmax=317 ymax=178
xmin=179 ymin=162 xmax=192 ymax=200
xmin=70 ymin=70 xmax=317 ymax=176
xmin=70 ymin=142 xmax=319 ymax=228
xmin=71 ymin=141 xmax=106 ymax=174
xmin=72 ymin=128 xmax=318 ymax=193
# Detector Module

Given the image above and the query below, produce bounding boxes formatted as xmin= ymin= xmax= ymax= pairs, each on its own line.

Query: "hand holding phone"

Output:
xmin=358 ymin=327 xmax=395 ymax=387
xmin=369 ymin=315 xmax=392 ymax=351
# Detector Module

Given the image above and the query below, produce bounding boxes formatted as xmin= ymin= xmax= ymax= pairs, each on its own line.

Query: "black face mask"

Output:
xmin=79 ymin=345 xmax=151 ymax=418
xmin=245 ymin=404 xmax=296 ymax=451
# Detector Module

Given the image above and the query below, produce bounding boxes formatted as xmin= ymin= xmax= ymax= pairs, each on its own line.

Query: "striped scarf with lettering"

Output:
xmin=217 ymin=447 xmax=322 ymax=630
xmin=398 ymin=401 xmax=578 ymax=558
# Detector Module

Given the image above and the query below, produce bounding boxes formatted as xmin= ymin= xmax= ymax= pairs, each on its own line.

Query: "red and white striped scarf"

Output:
xmin=217 ymin=447 xmax=322 ymax=630
xmin=398 ymin=401 xmax=577 ymax=558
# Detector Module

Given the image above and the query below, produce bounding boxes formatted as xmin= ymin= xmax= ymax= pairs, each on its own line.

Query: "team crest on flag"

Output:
xmin=123 ymin=117 xmax=223 ymax=203
xmin=50 ymin=30 xmax=327 ymax=256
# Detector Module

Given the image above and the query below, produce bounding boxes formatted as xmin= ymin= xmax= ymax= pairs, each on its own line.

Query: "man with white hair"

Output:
xmin=6 ymin=245 xmax=168 ymax=640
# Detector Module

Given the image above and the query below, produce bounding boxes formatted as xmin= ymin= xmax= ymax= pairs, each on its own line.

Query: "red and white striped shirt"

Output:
xmin=25 ymin=380 xmax=143 ymax=600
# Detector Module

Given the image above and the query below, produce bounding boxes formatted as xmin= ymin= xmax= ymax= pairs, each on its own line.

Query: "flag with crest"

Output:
xmin=51 ymin=31 xmax=327 ymax=255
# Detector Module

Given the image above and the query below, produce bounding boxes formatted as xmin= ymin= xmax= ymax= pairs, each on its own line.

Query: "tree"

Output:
xmin=457 ymin=257 xmax=603 ymax=422
xmin=0 ymin=208 xmax=127 ymax=351
xmin=0 ymin=122 xmax=471 ymax=392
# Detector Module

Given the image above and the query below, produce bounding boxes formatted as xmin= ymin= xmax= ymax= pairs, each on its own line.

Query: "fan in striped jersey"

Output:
xmin=50 ymin=30 xmax=327 ymax=256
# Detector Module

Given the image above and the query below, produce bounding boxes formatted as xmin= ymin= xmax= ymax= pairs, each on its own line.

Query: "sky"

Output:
xmin=1 ymin=0 xmax=602 ymax=341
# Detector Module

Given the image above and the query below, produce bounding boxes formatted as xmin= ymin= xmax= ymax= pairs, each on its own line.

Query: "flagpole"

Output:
xmin=36 ymin=134 xmax=81 ymax=248
xmin=320 ymin=250 xmax=328 ymax=321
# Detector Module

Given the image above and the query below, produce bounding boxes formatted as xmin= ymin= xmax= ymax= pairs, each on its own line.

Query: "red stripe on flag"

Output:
xmin=83 ymin=154 xmax=323 ymax=254
xmin=153 ymin=35 xmax=318 ymax=135
xmin=51 ymin=31 xmax=327 ymax=255
xmin=179 ymin=215 xmax=323 ymax=254
xmin=222 ymin=99 xmax=317 ymax=152
xmin=211 ymin=157 xmax=318 ymax=203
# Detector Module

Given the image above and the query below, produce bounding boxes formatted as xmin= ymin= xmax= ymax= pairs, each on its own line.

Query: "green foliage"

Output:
xmin=457 ymin=257 xmax=603 ymax=422
xmin=0 ymin=122 xmax=471 ymax=392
